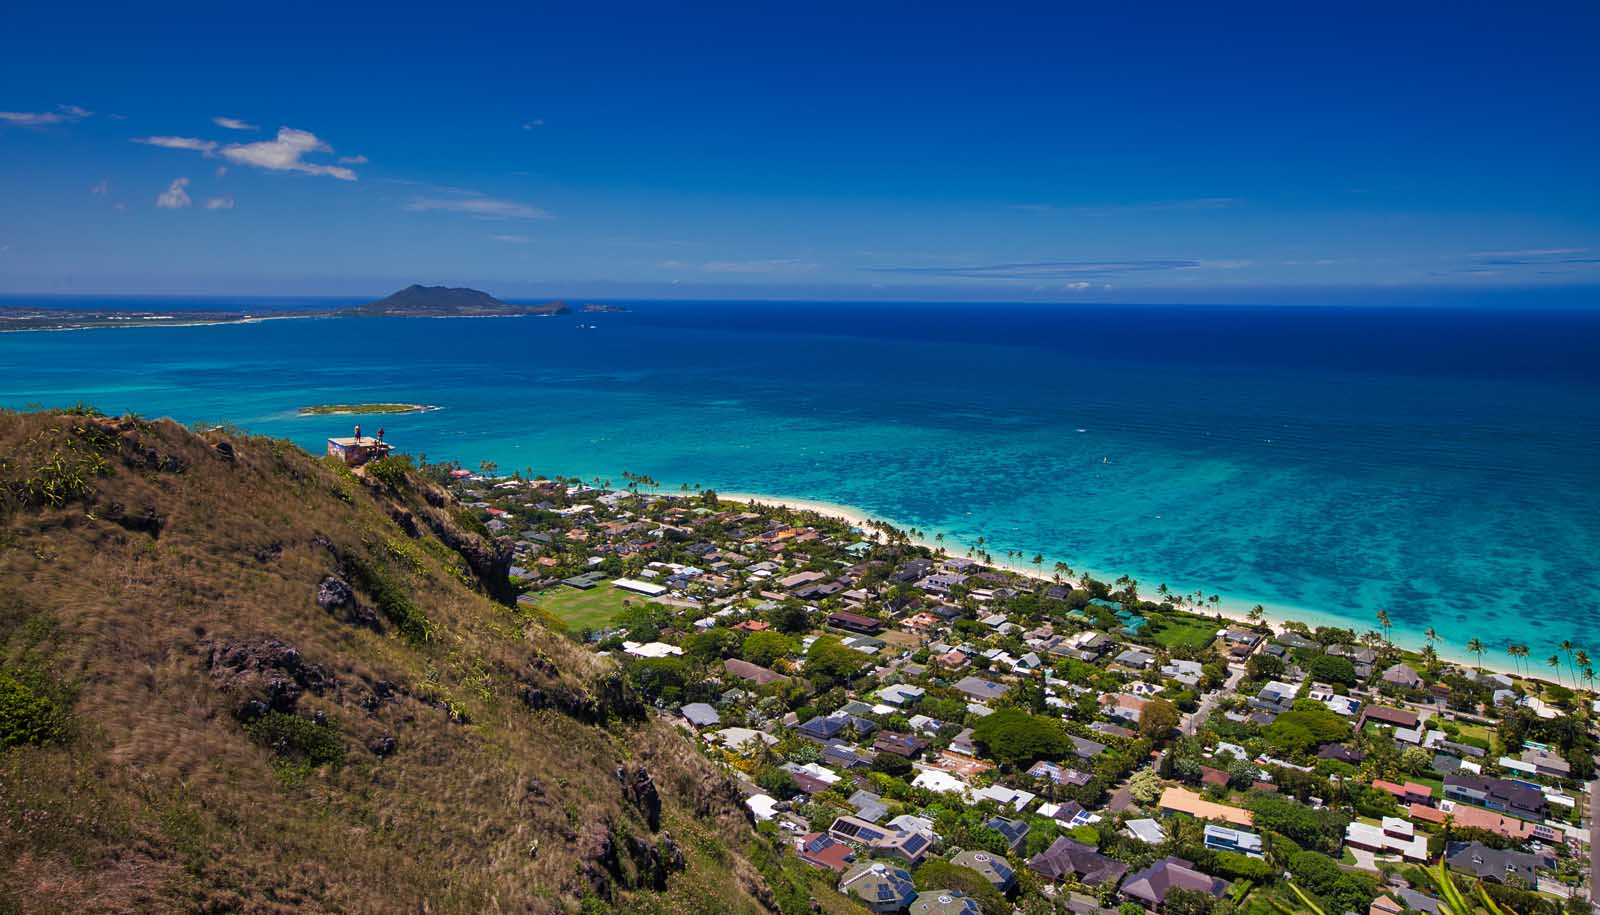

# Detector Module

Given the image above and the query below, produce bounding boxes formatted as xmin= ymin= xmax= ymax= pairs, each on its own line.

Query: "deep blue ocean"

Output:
xmin=3 ymin=296 xmax=1597 ymax=664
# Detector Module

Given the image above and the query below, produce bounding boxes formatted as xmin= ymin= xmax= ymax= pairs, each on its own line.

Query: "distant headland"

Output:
xmin=0 ymin=285 xmax=576 ymax=332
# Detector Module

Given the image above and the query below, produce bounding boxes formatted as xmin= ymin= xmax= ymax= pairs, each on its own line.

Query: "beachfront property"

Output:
xmin=450 ymin=470 xmax=1596 ymax=915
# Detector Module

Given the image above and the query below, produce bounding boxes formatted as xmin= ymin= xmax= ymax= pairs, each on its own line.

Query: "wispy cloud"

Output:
xmin=337 ymin=154 xmax=367 ymax=164
xmin=212 ymin=116 xmax=258 ymax=131
xmin=1465 ymin=247 xmax=1596 ymax=267
xmin=136 ymin=135 xmax=219 ymax=154
xmin=405 ymin=196 xmax=551 ymax=220
xmin=156 ymin=178 xmax=191 ymax=209
xmin=0 ymin=104 xmax=91 ymax=127
xmin=490 ymin=233 xmax=534 ymax=243
xmin=522 ymin=119 xmax=545 ymax=130
xmin=220 ymin=128 xmax=356 ymax=180
xmin=864 ymin=259 xmax=1201 ymax=280
xmin=205 ymin=196 xmax=235 ymax=210
xmin=90 ymin=179 xmax=109 ymax=196
xmin=138 ymin=126 xmax=357 ymax=179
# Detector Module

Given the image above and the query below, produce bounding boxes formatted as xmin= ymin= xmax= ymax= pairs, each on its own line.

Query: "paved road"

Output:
xmin=1184 ymin=664 xmax=1246 ymax=736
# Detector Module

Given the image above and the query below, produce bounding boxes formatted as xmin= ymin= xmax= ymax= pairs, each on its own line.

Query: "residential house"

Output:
xmin=1121 ymin=857 xmax=1229 ymax=910
xmin=1444 ymin=841 xmax=1548 ymax=885
xmin=798 ymin=832 xmax=856 ymax=872
xmin=1028 ymin=836 xmax=1129 ymax=887
xmin=909 ymin=890 xmax=982 ymax=915
xmin=986 ymin=815 xmax=1031 ymax=854
xmin=1382 ymin=663 xmax=1423 ymax=689
xmin=829 ymin=816 xmax=933 ymax=866
xmin=1158 ymin=787 xmax=1254 ymax=827
xmin=1203 ymin=824 xmax=1263 ymax=857
xmin=1443 ymin=775 xmax=1547 ymax=818
xmin=950 ymin=850 xmax=1016 ymax=892
xmin=680 ymin=702 xmax=720 ymax=729
xmin=1344 ymin=817 xmax=1429 ymax=862
xmin=723 ymin=657 xmax=789 ymax=686
xmin=839 ymin=862 xmax=918 ymax=913
xmin=953 ymin=676 xmax=1010 ymax=703
xmin=1360 ymin=705 xmax=1420 ymax=730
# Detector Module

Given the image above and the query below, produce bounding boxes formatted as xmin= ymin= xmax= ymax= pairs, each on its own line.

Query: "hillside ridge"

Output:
xmin=0 ymin=409 xmax=777 ymax=914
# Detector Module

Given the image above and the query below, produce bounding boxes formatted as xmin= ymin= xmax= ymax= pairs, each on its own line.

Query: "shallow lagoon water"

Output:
xmin=2 ymin=298 xmax=1597 ymax=662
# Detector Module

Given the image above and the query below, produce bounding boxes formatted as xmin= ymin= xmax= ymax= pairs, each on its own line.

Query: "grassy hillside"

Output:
xmin=0 ymin=409 xmax=810 ymax=914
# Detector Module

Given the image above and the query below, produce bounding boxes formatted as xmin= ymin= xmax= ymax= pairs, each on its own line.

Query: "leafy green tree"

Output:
xmin=1262 ymin=702 xmax=1352 ymax=755
xmin=766 ymin=602 xmax=810 ymax=634
xmin=683 ymin=627 xmax=740 ymax=663
xmin=804 ymin=636 xmax=868 ymax=685
xmin=1128 ymin=768 xmax=1164 ymax=803
xmin=971 ymin=707 xmax=1071 ymax=767
xmin=741 ymin=631 xmax=796 ymax=668
xmin=1140 ymin=697 xmax=1181 ymax=740
xmin=1253 ymin=795 xmax=1349 ymax=855
xmin=1307 ymin=654 xmax=1357 ymax=686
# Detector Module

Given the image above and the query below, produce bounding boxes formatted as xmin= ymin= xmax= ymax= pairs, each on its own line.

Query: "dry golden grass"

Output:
xmin=0 ymin=411 xmax=778 ymax=914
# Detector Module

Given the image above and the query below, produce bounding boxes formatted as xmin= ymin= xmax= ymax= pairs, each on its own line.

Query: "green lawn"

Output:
xmin=1144 ymin=613 xmax=1220 ymax=650
xmin=528 ymin=582 xmax=639 ymax=630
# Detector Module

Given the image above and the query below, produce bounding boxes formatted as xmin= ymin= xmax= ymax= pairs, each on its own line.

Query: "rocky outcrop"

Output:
xmin=204 ymin=637 xmax=333 ymax=721
xmin=316 ymin=576 xmax=355 ymax=612
xmin=104 ymin=501 xmax=164 ymax=537
xmin=616 ymin=764 xmax=661 ymax=831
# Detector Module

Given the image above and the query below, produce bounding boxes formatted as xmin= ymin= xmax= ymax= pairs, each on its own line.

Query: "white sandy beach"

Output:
xmin=710 ymin=489 xmax=1522 ymax=678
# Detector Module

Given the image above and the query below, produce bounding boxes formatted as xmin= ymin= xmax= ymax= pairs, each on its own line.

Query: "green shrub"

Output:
xmin=0 ymin=669 xmax=61 ymax=749
xmin=366 ymin=454 xmax=413 ymax=490
xmin=245 ymin=711 xmax=345 ymax=770
xmin=348 ymin=555 xmax=431 ymax=643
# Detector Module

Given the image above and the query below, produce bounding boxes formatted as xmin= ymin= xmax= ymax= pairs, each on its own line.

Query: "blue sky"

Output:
xmin=2 ymin=2 xmax=1598 ymax=303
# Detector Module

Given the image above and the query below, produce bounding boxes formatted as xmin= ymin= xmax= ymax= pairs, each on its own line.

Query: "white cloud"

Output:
xmin=405 ymin=196 xmax=550 ymax=220
xmin=212 ymin=116 xmax=258 ymax=130
xmin=136 ymin=135 xmax=219 ymax=154
xmin=215 ymin=166 xmax=228 ymax=177
xmin=1065 ymin=281 xmax=1092 ymax=290
xmin=220 ymin=127 xmax=356 ymax=180
xmin=522 ymin=119 xmax=545 ymax=130
xmin=491 ymin=234 xmax=534 ymax=243
xmin=0 ymin=104 xmax=92 ymax=127
xmin=337 ymin=154 xmax=367 ymax=164
xmin=156 ymin=178 xmax=191 ymax=209
xmin=90 ymin=179 xmax=109 ymax=196
xmin=205 ymin=196 xmax=235 ymax=210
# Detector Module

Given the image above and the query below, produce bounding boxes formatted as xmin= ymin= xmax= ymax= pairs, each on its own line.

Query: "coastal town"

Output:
xmin=437 ymin=462 xmax=1596 ymax=915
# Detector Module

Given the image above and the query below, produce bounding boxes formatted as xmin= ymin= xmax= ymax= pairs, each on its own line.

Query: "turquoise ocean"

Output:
xmin=2 ymin=297 xmax=1597 ymax=665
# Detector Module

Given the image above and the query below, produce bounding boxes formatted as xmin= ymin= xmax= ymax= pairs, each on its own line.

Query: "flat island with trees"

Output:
xmin=297 ymin=403 xmax=439 ymax=416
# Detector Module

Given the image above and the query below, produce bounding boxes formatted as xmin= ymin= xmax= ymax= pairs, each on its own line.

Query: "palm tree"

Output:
xmin=1424 ymin=626 xmax=1439 ymax=650
xmin=1559 ymin=639 xmax=1577 ymax=686
xmin=1247 ymin=605 xmax=1265 ymax=625
xmin=1053 ymin=561 xmax=1069 ymax=582
xmin=1466 ymin=638 xmax=1485 ymax=672
xmin=1377 ymin=609 xmax=1394 ymax=647
xmin=1503 ymin=644 xmax=1522 ymax=677
xmin=1547 ymin=655 xmax=1563 ymax=686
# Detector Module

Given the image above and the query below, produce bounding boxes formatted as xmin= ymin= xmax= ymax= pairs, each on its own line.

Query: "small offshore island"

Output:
xmin=0 ymin=284 xmax=582 ymax=332
xmin=298 ymin=403 xmax=440 ymax=416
